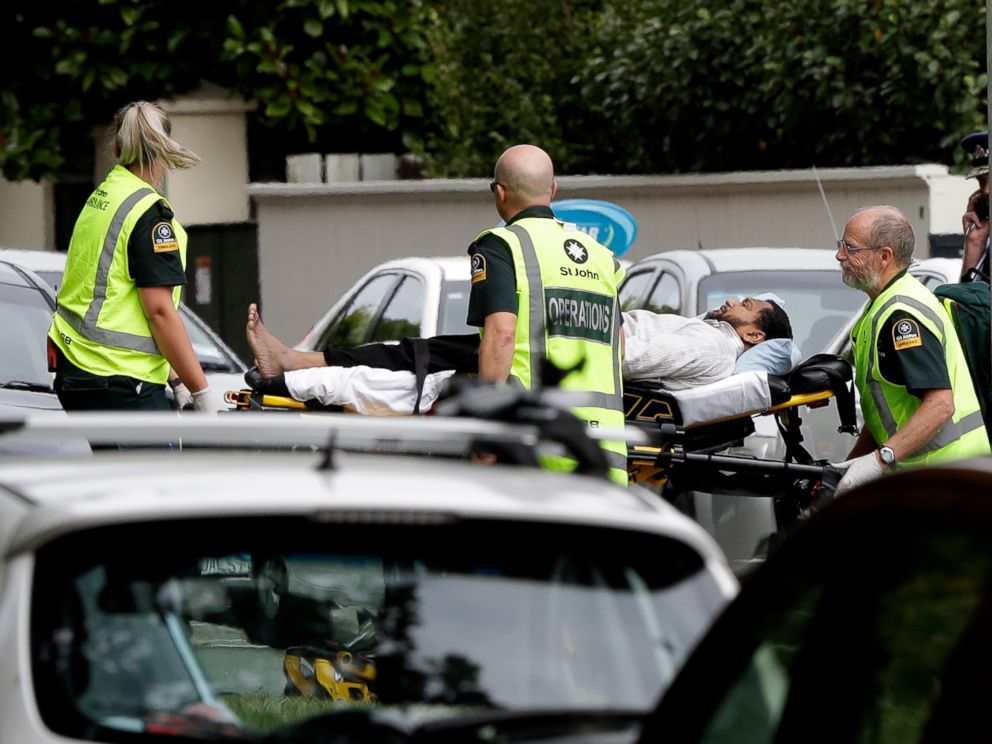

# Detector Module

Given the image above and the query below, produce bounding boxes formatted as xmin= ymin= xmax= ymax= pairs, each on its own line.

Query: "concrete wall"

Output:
xmin=248 ymin=164 xmax=968 ymax=343
xmin=0 ymin=177 xmax=53 ymax=249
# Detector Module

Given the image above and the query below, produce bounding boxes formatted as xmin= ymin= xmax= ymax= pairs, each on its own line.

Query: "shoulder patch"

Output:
xmin=892 ymin=318 xmax=923 ymax=350
xmin=152 ymin=221 xmax=179 ymax=253
xmin=471 ymin=253 xmax=487 ymax=284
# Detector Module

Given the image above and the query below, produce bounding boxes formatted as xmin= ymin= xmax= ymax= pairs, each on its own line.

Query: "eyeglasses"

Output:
xmin=836 ymin=238 xmax=882 ymax=255
xmin=489 ymin=180 xmax=503 ymax=194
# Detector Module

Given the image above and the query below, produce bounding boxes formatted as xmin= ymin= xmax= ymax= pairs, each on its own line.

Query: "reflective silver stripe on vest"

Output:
xmin=863 ymin=292 xmax=978 ymax=452
xmin=916 ymin=410 xmax=987 ymax=454
xmin=610 ymin=285 xmax=623 ymax=409
xmin=506 ymin=224 xmax=623 ymax=413
xmin=58 ymin=187 xmax=161 ymax=355
xmin=507 ymin=224 xmax=546 ymax=390
xmin=604 ymin=450 xmax=629 ymax=472
xmin=543 ymin=389 xmax=621 ymax=410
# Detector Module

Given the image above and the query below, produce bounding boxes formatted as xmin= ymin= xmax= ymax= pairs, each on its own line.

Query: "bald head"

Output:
xmin=493 ymin=145 xmax=556 ymax=210
xmin=849 ymin=205 xmax=916 ymax=266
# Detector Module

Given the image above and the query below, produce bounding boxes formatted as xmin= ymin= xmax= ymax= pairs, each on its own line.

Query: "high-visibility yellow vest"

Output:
xmin=851 ymin=272 xmax=990 ymax=465
xmin=478 ymin=217 xmax=628 ymax=485
xmin=49 ymin=165 xmax=185 ymax=384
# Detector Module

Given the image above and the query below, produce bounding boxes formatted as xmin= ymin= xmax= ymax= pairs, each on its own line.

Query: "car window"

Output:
xmin=369 ymin=275 xmax=423 ymax=341
xmin=694 ymin=528 xmax=992 ymax=744
xmin=181 ymin=307 xmax=238 ymax=372
xmin=35 ymin=269 xmax=64 ymax=291
xmin=438 ymin=280 xmax=473 ymax=335
xmin=644 ymin=271 xmax=682 ymax=315
xmin=318 ymin=274 xmax=399 ymax=349
xmin=0 ymin=281 xmax=53 ymax=388
xmin=620 ymin=269 xmax=656 ymax=311
xmin=32 ymin=518 xmax=727 ymax=741
xmin=697 ymin=271 xmax=863 ymax=358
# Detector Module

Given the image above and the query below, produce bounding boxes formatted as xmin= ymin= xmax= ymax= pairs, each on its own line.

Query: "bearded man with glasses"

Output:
xmin=830 ymin=206 xmax=990 ymax=496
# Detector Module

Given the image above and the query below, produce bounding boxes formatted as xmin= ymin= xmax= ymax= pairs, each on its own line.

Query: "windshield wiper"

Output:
xmin=0 ymin=380 xmax=54 ymax=393
xmin=198 ymin=361 xmax=235 ymax=372
xmin=264 ymin=707 xmax=643 ymax=744
xmin=413 ymin=709 xmax=643 ymax=742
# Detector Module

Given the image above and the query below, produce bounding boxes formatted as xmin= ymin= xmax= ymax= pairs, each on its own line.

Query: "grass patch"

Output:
xmin=222 ymin=694 xmax=373 ymax=732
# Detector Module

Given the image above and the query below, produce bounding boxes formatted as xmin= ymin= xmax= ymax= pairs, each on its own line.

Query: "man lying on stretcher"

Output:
xmin=244 ymin=296 xmax=797 ymax=416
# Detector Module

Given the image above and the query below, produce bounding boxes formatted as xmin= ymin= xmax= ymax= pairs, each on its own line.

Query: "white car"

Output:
xmin=295 ymin=256 xmax=472 ymax=351
xmin=0 ymin=248 xmax=248 ymax=398
xmin=0 ymin=412 xmax=736 ymax=743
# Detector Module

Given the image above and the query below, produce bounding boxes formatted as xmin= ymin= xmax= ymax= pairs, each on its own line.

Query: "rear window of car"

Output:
xmin=31 ymin=517 xmax=726 ymax=742
xmin=438 ymin=279 xmax=472 ymax=335
xmin=697 ymin=271 xmax=863 ymax=358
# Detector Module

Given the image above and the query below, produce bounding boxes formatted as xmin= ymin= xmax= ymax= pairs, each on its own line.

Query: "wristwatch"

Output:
xmin=878 ymin=446 xmax=897 ymax=469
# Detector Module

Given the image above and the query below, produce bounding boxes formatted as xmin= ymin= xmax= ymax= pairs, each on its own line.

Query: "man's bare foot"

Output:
xmin=246 ymin=303 xmax=291 ymax=379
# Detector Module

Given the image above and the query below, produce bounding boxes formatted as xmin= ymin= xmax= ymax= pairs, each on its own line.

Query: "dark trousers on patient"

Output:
xmin=321 ymin=334 xmax=480 ymax=375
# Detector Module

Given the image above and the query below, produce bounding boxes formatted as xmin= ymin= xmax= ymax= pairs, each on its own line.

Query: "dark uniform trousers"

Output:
xmin=53 ymin=346 xmax=171 ymax=411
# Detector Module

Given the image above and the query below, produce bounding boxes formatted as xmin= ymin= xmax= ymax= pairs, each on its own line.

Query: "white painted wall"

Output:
xmin=0 ymin=177 xmax=53 ymax=249
xmin=248 ymin=164 xmax=970 ymax=343
xmin=160 ymin=84 xmax=254 ymax=225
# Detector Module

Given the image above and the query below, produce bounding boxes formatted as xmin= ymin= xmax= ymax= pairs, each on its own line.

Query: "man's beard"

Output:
xmin=841 ymin=262 xmax=880 ymax=293
xmin=705 ymin=307 xmax=741 ymax=329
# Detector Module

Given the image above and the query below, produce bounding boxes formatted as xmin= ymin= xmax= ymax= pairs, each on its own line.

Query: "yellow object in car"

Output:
xmin=283 ymin=646 xmax=376 ymax=703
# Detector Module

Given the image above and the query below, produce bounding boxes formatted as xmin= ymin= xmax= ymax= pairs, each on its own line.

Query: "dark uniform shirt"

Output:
xmin=872 ymin=271 xmax=951 ymax=396
xmin=127 ymin=200 xmax=187 ymax=288
xmin=466 ymin=205 xmax=555 ymax=327
xmin=966 ymin=240 xmax=991 ymax=282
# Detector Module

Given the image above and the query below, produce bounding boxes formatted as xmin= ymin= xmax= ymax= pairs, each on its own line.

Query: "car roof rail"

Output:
xmin=0 ymin=411 xmax=649 ymax=479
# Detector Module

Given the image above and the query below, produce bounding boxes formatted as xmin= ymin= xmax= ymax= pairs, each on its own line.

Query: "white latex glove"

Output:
xmin=170 ymin=381 xmax=194 ymax=411
xmin=191 ymin=385 xmax=229 ymax=413
xmin=832 ymin=452 xmax=885 ymax=496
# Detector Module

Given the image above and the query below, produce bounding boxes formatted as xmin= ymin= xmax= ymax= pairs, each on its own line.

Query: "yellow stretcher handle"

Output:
xmin=227 ymin=389 xmax=309 ymax=411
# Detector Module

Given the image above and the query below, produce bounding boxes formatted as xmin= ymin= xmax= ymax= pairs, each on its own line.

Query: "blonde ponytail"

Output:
xmin=113 ymin=101 xmax=201 ymax=173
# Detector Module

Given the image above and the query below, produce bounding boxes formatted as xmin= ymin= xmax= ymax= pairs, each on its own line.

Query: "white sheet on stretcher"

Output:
xmin=663 ymin=370 xmax=773 ymax=427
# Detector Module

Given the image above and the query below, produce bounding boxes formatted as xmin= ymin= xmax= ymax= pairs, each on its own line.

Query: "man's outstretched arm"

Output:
xmin=478 ymin=311 xmax=516 ymax=383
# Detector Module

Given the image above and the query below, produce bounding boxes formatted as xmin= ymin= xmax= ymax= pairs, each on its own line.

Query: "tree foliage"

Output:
xmin=0 ymin=0 xmax=431 ymax=181
xmin=416 ymin=0 xmax=986 ymax=175
xmin=1 ymin=0 xmax=986 ymax=182
xmin=575 ymin=0 xmax=987 ymax=173
xmin=412 ymin=0 xmax=605 ymax=177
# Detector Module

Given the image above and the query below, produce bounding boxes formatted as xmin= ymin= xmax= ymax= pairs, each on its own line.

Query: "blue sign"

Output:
xmin=551 ymin=199 xmax=638 ymax=257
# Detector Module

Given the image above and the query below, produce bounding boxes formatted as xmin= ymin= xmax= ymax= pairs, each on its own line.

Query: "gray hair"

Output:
xmin=857 ymin=205 xmax=916 ymax=266
xmin=113 ymin=101 xmax=200 ymax=173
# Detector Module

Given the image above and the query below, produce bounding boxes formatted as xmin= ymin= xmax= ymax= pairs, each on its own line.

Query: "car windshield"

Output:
xmin=697 ymin=271 xmax=864 ymax=358
xmin=437 ymin=279 xmax=472 ymax=335
xmin=0 ymin=280 xmax=54 ymax=389
xmin=32 ymin=517 xmax=725 ymax=742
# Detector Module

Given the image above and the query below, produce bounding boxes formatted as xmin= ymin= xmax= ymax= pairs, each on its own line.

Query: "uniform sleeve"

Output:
xmin=466 ymin=233 xmax=518 ymax=327
xmin=877 ymin=311 xmax=951 ymax=395
xmin=127 ymin=200 xmax=188 ymax=288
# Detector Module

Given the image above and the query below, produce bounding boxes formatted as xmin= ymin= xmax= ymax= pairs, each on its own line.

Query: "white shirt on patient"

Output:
xmin=620 ymin=310 xmax=744 ymax=390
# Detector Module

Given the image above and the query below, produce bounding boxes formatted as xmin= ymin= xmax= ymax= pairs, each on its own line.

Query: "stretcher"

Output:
xmin=624 ymin=353 xmax=856 ymax=528
xmin=226 ymin=353 xmax=855 ymax=526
